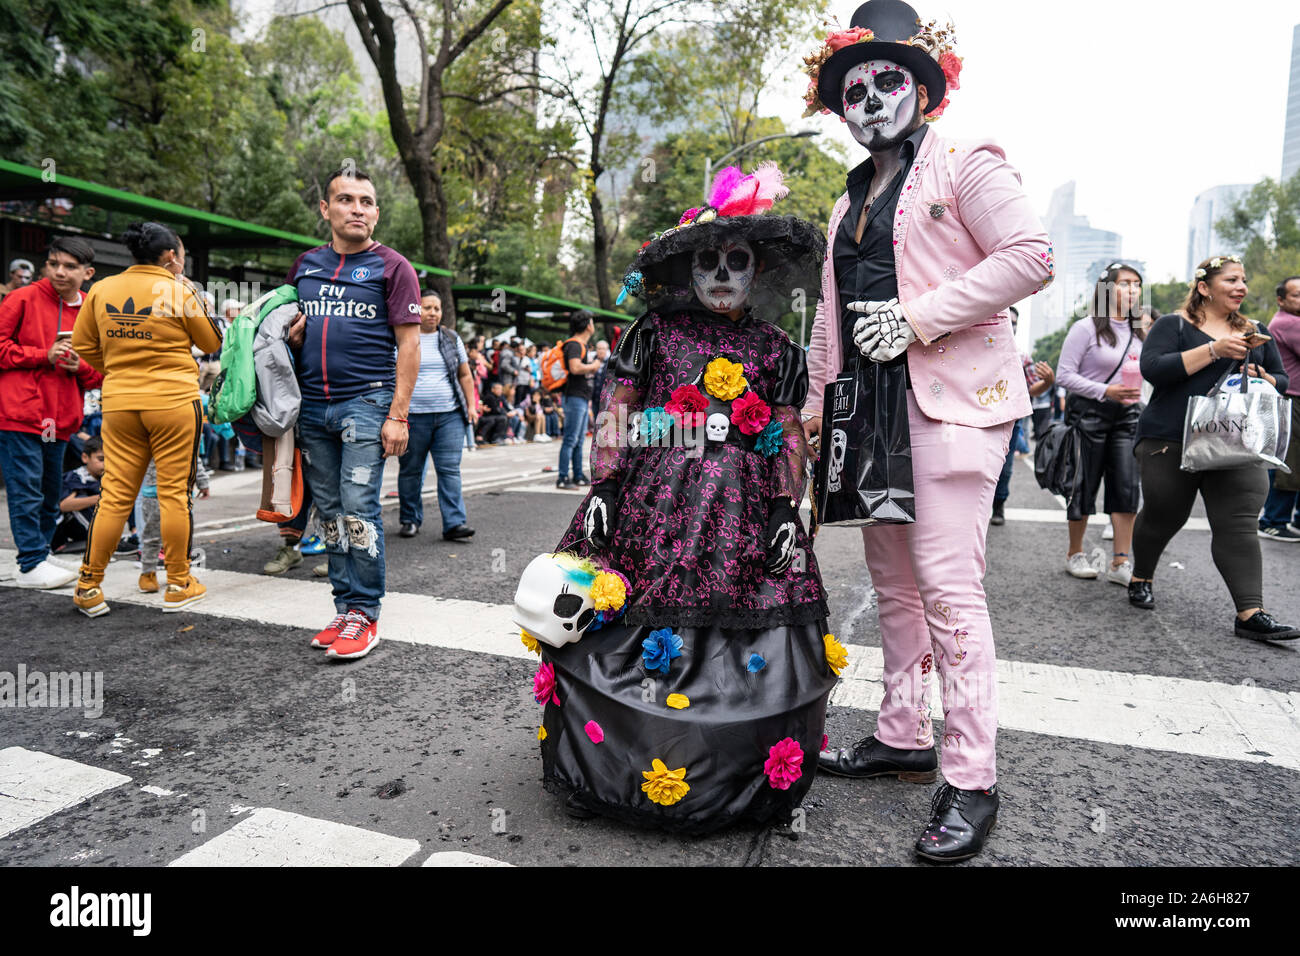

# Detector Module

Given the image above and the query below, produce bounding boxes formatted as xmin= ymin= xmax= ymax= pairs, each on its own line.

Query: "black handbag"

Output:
xmin=1033 ymin=421 xmax=1082 ymax=500
xmin=811 ymin=356 xmax=916 ymax=531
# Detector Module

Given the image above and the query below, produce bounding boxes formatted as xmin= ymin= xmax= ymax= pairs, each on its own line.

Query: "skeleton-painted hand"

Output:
xmin=765 ymin=499 xmax=799 ymax=575
xmin=850 ymin=298 xmax=916 ymax=362
xmin=584 ymin=480 xmax=618 ymax=550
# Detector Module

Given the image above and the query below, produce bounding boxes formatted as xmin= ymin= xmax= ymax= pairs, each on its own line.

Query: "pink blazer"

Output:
xmin=806 ymin=132 xmax=1055 ymax=428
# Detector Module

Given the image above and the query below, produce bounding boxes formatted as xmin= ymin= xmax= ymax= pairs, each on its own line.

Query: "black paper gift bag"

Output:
xmin=812 ymin=357 xmax=916 ymax=530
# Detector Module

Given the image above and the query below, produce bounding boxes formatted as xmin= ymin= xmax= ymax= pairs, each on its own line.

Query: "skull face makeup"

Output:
xmin=692 ymin=240 xmax=756 ymax=314
xmin=841 ymin=59 xmax=920 ymax=150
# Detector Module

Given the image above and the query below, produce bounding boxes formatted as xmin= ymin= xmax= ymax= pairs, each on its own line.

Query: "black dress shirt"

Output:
xmin=834 ymin=123 xmax=929 ymax=372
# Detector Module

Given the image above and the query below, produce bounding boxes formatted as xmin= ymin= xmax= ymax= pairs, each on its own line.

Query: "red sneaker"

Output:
xmin=310 ymin=612 xmax=350 ymax=649
xmin=326 ymin=612 xmax=379 ymax=660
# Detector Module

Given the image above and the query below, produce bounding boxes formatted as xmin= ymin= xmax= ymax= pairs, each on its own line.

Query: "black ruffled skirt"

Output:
xmin=539 ymin=619 xmax=836 ymax=835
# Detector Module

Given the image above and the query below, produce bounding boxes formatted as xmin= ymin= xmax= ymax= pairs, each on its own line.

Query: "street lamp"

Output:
xmin=703 ymin=130 xmax=821 ymax=202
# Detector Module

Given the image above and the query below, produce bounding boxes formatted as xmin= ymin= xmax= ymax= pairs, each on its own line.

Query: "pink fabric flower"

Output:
xmin=730 ymin=391 xmax=772 ymax=435
xmin=584 ymin=720 xmax=604 ymax=743
xmin=533 ymin=662 xmax=561 ymax=706
xmin=764 ymin=737 xmax=804 ymax=790
xmin=826 ymin=26 xmax=872 ymax=51
xmin=822 ymin=734 xmax=829 ymax=751
xmin=938 ymin=52 xmax=962 ymax=92
xmin=679 ymin=207 xmax=701 ymax=225
xmin=665 ymin=384 xmax=708 ymax=422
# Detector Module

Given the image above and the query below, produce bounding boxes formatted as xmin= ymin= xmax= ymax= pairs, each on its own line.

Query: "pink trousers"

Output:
xmin=861 ymin=394 xmax=1012 ymax=790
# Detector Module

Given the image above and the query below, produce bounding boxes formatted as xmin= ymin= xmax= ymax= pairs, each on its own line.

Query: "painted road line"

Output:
xmin=830 ymin=646 xmax=1300 ymax=773
xmin=422 ymin=851 xmax=512 ymax=867
xmin=0 ymin=747 xmax=131 ymax=839
xmin=168 ymin=807 xmax=421 ymax=866
xmin=5 ymin=550 xmax=1296 ymax=773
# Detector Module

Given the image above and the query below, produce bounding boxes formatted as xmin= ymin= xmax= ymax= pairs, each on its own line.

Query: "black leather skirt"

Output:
xmin=1064 ymin=395 xmax=1142 ymax=520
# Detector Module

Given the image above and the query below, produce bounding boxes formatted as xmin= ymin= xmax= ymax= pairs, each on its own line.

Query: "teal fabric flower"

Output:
xmin=756 ymin=420 xmax=784 ymax=457
xmin=641 ymin=406 xmax=674 ymax=444
xmin=747 ymin=653 xmax=767 ymax=673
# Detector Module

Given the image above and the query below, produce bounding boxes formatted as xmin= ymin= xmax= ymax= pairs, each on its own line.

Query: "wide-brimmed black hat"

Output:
xmin=815 ymin=0 xmax=947 ymax=118
xmin=629 ymin=214 xmax=825 ymax=325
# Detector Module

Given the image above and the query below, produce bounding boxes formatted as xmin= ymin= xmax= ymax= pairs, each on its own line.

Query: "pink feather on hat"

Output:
xmin=709 ymin=161 xmax=789 ymax=217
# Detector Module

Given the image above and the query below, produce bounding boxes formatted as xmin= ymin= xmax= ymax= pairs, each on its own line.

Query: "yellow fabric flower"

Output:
xmin=641 ymin=758 xmax=690 ymax=806
xmin=590 ymin=571 xmax=626 ymax=611
xmin=665 ymin=694 xmax=690 ymax=709
xmin=537 ymin=725 xmax=547 ymax=741
xmin=824 ymin=633 xmax=849 ymax=676
xmin=521 ymin=629 xmax=541 ymax=654
xmin=703 ymin=357 xmax=747 ymax=401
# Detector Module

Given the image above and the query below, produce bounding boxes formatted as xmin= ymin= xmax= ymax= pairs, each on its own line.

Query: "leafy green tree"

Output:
xmin=1217 ymin=171 xmax=1300 ymax=321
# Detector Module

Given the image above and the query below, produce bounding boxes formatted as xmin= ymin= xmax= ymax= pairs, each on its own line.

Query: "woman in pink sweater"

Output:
xmin=1054 ymin=262 xmax=1146 ymax=583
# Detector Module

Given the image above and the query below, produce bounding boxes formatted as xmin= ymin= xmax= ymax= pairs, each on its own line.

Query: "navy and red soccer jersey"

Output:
xmin=286 ymin=242 xmax=421 ymax=401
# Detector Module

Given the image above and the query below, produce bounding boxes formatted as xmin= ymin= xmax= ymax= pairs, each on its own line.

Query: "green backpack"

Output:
xmin=209 ymin=284 xmax=298 ymax=425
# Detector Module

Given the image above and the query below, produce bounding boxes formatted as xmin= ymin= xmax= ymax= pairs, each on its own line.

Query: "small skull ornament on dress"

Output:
xmin=841 ymin=59 xmax=920 ymax=151
xmin=692 ymin=241 xmax=756 ymax=313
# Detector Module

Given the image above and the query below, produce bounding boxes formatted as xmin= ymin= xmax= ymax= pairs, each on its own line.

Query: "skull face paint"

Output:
xmin=841 ymin=59 xmax=919 ymax=150
xmin=692 ymin=240 xmax=756 ymax=314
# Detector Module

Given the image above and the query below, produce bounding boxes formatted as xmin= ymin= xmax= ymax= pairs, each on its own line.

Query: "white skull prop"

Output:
xmin=692 ymin=240 xmax=756 ymax=313
xmin=705 ymin=413 xmax=730 ymax=442
xmin=827 ymin=428 xmax=848 ymax=492
xmin=513 ymin=553 xmax=597 ymax=648
xmin=841 ymin=59 xmax=920 ymax=151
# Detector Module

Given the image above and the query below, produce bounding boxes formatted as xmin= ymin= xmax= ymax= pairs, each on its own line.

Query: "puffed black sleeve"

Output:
xmin=609 ymin=312 xmax=656 ymax=386
xmin=771 ymin=337 xmax=809 ymax=408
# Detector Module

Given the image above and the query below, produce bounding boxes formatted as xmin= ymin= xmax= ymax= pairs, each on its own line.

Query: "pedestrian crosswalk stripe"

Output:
xmin=168 ymin=807 xmax=422 ymax=867
xmin=0 ymin=746 xmax=131 ymax=839
xmin=422 ymin=851 xmax=513 ymax=867
xmin=4 ymin=549 xmax=1297 ymax=775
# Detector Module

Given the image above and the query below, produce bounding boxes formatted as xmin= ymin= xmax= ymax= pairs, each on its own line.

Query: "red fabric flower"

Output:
xmin=928 ymin=96 xmax=951 ymax=120
xmin=826 ymin=26 xmax=872 ymax=51
xmin=938 ymin=52 xmax=962 ymax=92
xmin=730 ymin=391 xmax=771 ymax=435
xmin=764 ymin=737 xmax=805 ymax=790
xmin=665 ymin=384 xmax=708 ymax=419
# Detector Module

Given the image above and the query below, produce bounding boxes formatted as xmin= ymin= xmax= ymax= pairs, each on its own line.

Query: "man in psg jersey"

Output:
xmin=286 ymin=168 xmax=421 ymax=660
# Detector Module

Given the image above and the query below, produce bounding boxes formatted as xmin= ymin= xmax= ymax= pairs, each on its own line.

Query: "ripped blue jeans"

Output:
xmin=297 ymin=388 xmax=391 ymax=620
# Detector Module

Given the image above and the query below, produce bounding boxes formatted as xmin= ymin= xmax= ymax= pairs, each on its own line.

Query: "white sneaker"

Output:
xmin=15 ymin=559 xmax=79 ymax=589
xmin=1102 ymin=523 xmax=1114 ymax=541
xmin=1106 ymin=559 xmax=1133 ymax=586
xmin=0 ymin=562 xmax=16 ymax=582
xmin=1066 ymin=552 xmax=1099 ymax=579
xmin=47 ymin=555 xmax=80 ymax=571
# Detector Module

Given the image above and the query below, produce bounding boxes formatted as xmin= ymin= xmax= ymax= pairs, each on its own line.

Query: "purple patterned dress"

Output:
xmin=541 ymin=307 xmax=836 ymax=834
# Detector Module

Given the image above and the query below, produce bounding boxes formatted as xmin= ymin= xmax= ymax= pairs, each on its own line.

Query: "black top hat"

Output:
xmin=816 ymin=0 xmax=946 ymax=118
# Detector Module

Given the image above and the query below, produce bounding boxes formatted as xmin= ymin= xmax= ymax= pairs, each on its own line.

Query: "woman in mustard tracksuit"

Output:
xmin=71 ymin=221 xmax=223 ymax=616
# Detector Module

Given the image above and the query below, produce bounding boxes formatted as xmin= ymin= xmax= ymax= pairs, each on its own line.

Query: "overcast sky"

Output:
xmin=765 ymin=0 xmax=1299 ymax=282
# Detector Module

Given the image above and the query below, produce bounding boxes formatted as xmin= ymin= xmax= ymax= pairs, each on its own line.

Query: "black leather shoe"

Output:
xmin=573 ymin=476 xmax=591 ymax=487
xmin=398 ymin=523 xmax=419 ymax=538
xmin=915 ymin=783 xmax=999 ymax=863
xmin=1128 ymin=579 xmax=1154 ymax=609
xmin=443 ymin=525 xmax=475 ymax=541
xmin=1235 ymin=610 xmax=1300 ymax=642
xmin=564 ymin=793 xmax=596 ymax=820
xmin=817 ymin=735 xmax=938 ymax=782
xmin=989 ymin=499 xmax=1005 ymax=526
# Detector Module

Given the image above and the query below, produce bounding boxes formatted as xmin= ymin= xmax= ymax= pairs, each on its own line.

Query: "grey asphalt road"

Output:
xmin=1 ymin=441 xmax=1297 ymax=867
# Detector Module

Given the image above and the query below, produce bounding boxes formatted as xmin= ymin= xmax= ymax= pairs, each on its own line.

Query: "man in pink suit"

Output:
xmin=801 ymin=0 xmax=1054 ymax=862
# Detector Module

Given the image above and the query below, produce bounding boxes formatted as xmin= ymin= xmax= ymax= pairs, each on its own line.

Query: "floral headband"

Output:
xmin=1193 ymin=255 xmax=1242 ymax=281
xmin=800 ymin=18 xmax=961 ymax=119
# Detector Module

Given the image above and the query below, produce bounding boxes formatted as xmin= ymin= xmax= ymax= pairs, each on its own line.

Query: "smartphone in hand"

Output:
xmin=1242 ymin=332 xmax=1271 ymax=349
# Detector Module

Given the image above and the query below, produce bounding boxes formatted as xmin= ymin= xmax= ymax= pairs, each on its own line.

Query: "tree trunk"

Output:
xmin=590 ymin=186 xmax=612 ymax=311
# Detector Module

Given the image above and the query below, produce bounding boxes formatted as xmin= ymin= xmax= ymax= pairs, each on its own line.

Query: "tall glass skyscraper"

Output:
xmin=1285 ymin=24 xmax=1300 ymax=183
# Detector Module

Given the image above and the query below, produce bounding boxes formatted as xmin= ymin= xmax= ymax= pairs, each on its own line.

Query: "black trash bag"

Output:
xmin=812 ymin=357 xmax=915 ymax=530
xmin=1033 ymin=420 xmax=1081 ymax=502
